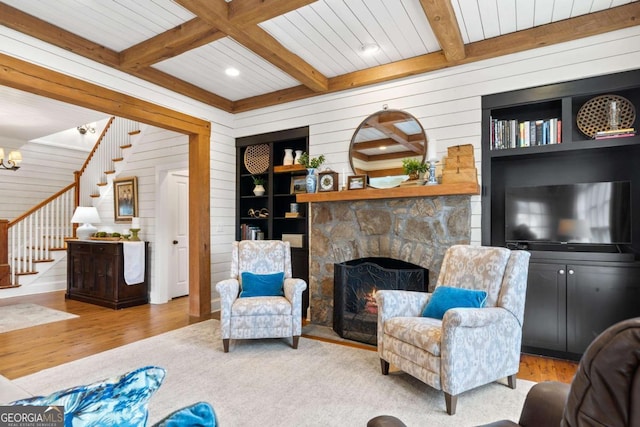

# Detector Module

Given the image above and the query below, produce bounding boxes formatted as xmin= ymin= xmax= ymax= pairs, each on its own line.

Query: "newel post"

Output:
xmin=0 ymin=219 xmax=11 ymax=288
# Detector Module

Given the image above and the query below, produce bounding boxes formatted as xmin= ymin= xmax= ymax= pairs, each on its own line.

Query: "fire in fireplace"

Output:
xmin=333 ymin=257 xmax=428 ymax=345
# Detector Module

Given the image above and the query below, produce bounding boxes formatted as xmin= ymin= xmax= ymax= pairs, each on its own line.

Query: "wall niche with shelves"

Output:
xmin=236 ymin=126 xmax=309 ymax=315
xmin=481 ymin=69 xmax=640 ymax=359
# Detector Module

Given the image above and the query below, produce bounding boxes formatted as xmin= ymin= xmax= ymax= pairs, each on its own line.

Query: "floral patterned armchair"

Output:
xmin=375 ymin=245 xmax=531 ymax=415
xmin=215 ymin=240 xmax=307 ymax=352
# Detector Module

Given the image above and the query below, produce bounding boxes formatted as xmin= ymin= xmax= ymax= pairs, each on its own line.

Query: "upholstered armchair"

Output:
xmin=215 ymin=240 xmax=307 ymax=352
xmin=375 ymin=245 xmax=531 ymax=415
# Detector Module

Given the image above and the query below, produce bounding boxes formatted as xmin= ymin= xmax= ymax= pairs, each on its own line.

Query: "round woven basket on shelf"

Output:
xmin=576 ymin=94 xmax=635 ymax=138
xmin=243 ymin=144 xmax=270 ymax=174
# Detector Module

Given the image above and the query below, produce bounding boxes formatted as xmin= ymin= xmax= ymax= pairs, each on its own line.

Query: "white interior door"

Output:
xmin=168 ymin=171 xmax=189 ymax=298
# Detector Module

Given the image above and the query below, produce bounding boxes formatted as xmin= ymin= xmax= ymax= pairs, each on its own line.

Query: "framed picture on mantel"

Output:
xmin=114 ymin=176 xmax=138 ymax=223
xmin=348 ymin=175 xmax=367 ymax=190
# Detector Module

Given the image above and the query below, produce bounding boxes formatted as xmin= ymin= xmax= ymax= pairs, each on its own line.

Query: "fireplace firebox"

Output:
xmin=333 ymin=257 xmax=428 ymax=345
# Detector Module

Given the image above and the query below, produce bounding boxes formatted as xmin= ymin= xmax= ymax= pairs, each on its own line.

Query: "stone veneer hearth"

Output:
xmin=308 ymin=195 xmax=471 ymax=326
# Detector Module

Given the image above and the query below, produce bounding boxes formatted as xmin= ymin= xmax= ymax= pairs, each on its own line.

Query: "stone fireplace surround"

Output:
xmin=308 ymin=195 xmax=472 ymax=326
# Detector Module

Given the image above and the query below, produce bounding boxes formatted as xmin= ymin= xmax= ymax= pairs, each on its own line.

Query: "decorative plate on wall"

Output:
xmin=244 ymin=144 xmax=270 ymax=174
xmin=577 ymin=94 xmax=636 ymax=138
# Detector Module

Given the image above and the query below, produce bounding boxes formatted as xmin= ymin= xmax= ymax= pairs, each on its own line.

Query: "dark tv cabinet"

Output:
xmin=236 ymin=127 xmax=310 ymax=316
xmin=481 ymin=69 xmax=640 ymax=359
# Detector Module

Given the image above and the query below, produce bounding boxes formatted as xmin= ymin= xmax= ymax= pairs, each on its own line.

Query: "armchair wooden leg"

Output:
xmin=444 ymin=393 xmax=457 ymax=415
xmin=507 ymin=374 xmax=517 ymax=389
xmin=292 ymin=335 xmax=300 ymax=349
xmin=380 ymin=359 xmax=390 ymax=375
xmin=222 ymin=339 xmax=229 ymax=353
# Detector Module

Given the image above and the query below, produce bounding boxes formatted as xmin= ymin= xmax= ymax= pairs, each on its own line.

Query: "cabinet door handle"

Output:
xmin=173 ymin=240 xmax=178 ymax=245
xmin=568 ymin=269 xmax=575 ymax=275
xmin=558 ymin=269 xmax=565 ymax=275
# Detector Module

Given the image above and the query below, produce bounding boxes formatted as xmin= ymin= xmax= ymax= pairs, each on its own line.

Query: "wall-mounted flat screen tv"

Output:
xmin=505 ymin=181 xmax=631 ymax=245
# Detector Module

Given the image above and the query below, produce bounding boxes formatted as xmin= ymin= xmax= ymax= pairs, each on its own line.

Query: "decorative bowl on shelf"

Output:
xmin=368 ymin=175 xmax=410 ymax=189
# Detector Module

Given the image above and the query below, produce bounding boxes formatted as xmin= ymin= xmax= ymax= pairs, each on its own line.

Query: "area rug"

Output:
xmin=0 ymin=303 xmax=78 ymax=333
xmin=14 ymin=320 xmax=534 ymax=426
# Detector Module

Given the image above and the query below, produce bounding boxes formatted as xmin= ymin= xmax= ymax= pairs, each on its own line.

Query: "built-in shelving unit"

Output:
xmin=481 ymin=69 xmax=640 ymax=359
xmin=236 ymin=127 xmax=310 ymax=315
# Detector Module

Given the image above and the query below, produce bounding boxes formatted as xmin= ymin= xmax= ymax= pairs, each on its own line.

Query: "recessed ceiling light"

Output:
xmin=225 ymin=67 xmax=240 ymax=77
xmin=359 ymin=43 xmax=380 ymax=56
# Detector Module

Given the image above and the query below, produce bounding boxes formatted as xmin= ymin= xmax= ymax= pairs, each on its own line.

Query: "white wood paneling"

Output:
xmin=234 ymin=26 xmax=640 ymax=249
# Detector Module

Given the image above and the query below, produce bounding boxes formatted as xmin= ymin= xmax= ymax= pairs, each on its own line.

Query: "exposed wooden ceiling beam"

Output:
xmin=228 ymin=0 xmax=319 ymax=26
xmin=175 ymin=0 xmax=329 ymax=92
xmin=0 ymin=2 xmax=234 ymax=112
xmin=119 ymin=18 xmax=225 ymax=70
xmin=420 ymin=0 xmax=465 ymax=61
xmin=233 ymin=2 xmax=640 ymax=112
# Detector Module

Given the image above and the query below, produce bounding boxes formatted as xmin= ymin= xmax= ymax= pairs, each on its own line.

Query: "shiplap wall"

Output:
xmin=234 ymin=26 xmax=640 ymax=246
xmin=0 ymin=138 xmax=85 ymax=220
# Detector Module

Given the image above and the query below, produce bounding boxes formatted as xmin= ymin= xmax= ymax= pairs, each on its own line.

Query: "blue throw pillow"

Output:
xmin=11 ymin=366 xmax=165 ymax=427
xmin=240 ymin=271 xmax=285 ymax=297
xmin=152 ymin=401 xmax=216 ymax=427
xmin=421 ymin=286 xmax=488 ymax=319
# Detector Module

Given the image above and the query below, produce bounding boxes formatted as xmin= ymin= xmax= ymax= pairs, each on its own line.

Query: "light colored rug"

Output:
xmin=14 ymin=320 xmax=533 ymax=427
xmin=0 ymin=303 xmax=78 ymax=333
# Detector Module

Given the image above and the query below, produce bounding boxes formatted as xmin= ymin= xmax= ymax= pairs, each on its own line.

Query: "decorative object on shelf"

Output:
xmin=113 ymin=176 xmax=138 ymax=223
xmin=369 ymin=175 xmax=409 ymax=188
xmin=71 ymin=206 xmax=101 ymax=240
xmin=290 ymin=203 xmax=299 ymax=213
xmin=401 ymin=157 xmax=428 ymax=180
xmin=297 ymin=152 xmax=325 ymax=169
xmin=577 ymin=94 xmax=636 ymax=138
xmin=347 ymin=175 xmax=367 ymax=190
xmin=244 ymin=144 xmax=270 ymax=174
xmin=294 ymin=150 xmax=303 ymax=164
xmin=290 ymin=175 xmax=307 ymax=194
xmin=248 ymin=208 xmax=269 ymax=218
xmin=252 ymin=176 xmax=266 ymax=196
xmin=306 ymin=168 xmax=318 ymax=193
xmin=426 ymin=136 xmax=439 ymax=185
xmin=442 ymin=144 xmax=477 ymax=184
xmin=0 ymin=148 xmax=22 ymax=171
xmin=129 ymin=217 xmax=141 ymax=241
xmin=318 ymin=169 xmax=339 ymax=192
xmin=283 ymin=148 xmax=294 ymax=165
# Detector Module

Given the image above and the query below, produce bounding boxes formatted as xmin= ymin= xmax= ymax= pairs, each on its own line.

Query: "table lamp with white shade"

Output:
xmin=71 ymin=206 xmax=101 ymax=240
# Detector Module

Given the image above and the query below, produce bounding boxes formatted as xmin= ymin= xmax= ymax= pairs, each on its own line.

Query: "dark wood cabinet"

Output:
xmin=482 ymin=69 xmax=640 ymax=358
xmin=236 ymin=127 xmax=310 ymax=316
xmin=523 ymin=256 xmax=640 ymax=359
xmin=66 ymin=240 xmax=149 ymax=309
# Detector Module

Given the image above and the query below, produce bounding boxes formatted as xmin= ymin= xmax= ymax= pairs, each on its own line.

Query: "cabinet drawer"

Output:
xmin=91 ymin=243 xmax=120 ymax=255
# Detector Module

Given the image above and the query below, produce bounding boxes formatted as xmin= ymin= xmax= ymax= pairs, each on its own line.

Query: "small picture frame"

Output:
xmin=347 ymin=175 xmax=367 ymax=190
xmin=113 ymin=176 xmax=138 ymax=223
xmin=290 ymin=175 xmax=307 ymax=194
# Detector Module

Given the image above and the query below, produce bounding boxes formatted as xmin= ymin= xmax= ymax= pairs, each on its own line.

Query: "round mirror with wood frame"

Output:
xmin=349 ymin=109 xmax=427 ymax=188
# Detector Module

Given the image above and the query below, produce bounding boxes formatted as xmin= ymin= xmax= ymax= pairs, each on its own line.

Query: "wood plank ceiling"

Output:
xmin=1 ymin=0 xmax=639 ymax=114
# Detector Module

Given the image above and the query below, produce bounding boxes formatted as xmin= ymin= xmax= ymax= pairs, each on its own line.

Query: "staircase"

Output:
xmin=0 ymin=117 xmax=141 ymax=289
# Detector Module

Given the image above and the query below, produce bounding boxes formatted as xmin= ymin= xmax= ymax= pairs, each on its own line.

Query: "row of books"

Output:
xmin=240 ymin=223 xmax=264 ymax=240
xmin=593 ymin=128 xmax=636 ymax=140
xmin=490 ymin=118 xmax=562 ymax=150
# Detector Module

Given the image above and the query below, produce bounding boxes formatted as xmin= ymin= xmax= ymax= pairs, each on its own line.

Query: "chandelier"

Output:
xmin=77 ymin=124 xmax=96 ymax=134
xmin=0 ymin=148 xmax=22 ymax=171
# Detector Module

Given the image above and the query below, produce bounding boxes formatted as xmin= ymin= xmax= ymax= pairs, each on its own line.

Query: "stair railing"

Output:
xmin=6 ymin=183 xmax=76 ymax=285
xmin=75 ymin=117 xmax=139 ymax=206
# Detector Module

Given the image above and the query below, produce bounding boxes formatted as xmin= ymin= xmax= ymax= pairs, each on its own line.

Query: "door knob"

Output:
xmin=172 ymin=240 xmax=178 ymax=245
xmin=558 ymin=269 xmax=565 ymax=275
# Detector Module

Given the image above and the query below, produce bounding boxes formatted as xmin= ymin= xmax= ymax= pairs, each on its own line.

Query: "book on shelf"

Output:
xmin=594 ymin=128 xmax=635 ymax=139
xmin=490 ymin=117 xmax=561 ymax=150
xmin=240 ymin=223 xmax=263 ymax=240
xmin=285 ymin=212 xmax=301 ymax=218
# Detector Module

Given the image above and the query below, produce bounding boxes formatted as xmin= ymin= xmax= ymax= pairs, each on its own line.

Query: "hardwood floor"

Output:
xmin=0 ymin=291 xmax=578 ymax=383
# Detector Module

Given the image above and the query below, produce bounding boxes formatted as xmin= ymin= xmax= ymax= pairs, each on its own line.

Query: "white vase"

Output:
xmin=253 ymin=184 xmax=265 ymax=196
xmin=294 ymin=150 xmax=303 ymax=165
xmin=283 ymin=149 xmax=294 ymax=165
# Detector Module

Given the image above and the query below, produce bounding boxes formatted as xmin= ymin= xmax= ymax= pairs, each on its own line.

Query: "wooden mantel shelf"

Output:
xmin=296 ymin=182 xmax=480 ymax=203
